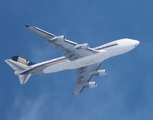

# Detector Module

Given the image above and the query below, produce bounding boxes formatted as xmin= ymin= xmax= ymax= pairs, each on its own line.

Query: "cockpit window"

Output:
xmin=95 ymin=41 xmax=118 ymax=50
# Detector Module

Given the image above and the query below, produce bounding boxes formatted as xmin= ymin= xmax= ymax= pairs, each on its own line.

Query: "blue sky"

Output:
xmin=1 ymin=0 xmax=153 ymax=120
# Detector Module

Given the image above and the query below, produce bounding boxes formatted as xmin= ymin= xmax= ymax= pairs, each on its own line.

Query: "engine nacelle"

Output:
xmin=74 ymin=43 xmax=89 ymax=49
xmin=51 ymin=35 xmax=65 ymax=41
xmin=96 ymin=69 xmax=107 ymax=76
xmin=86 ymin=82 xmax=97 ymax=88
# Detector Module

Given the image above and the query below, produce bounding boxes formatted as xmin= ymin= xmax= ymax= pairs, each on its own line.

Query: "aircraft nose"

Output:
xmin=120 ymin=38 xmax=140 ymax=51
xmin=131 ymin=40 xmax=140 ymax=47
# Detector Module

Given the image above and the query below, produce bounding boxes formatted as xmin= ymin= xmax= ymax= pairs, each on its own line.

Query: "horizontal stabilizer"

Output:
xmin=11 ymin=55 xmax=35 ymax=66
xmin=5 ymin=56 xmax=35 ymax=84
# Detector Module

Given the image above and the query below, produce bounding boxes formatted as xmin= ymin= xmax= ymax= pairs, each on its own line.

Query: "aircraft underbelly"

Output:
xmin=43 ymin=52 xmax=106 ymax=73
xmin=43 ymin=60 xmax=70 ymax=73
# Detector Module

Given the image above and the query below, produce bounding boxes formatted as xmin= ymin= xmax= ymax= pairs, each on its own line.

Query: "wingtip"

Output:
xmin=4 ymin=59 xmax=9 ymax=63
xmin=24 ymin=25 xmax=30 ymax=28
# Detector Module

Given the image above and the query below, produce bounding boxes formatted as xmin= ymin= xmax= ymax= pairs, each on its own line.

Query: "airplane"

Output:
xmin=5 ymin=25 xmax=140 ymax=95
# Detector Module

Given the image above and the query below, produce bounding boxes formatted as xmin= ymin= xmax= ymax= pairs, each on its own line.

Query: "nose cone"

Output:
xmin=116 ymin=38 xmax=140 ymax=54
xmin=129 ymin=39 xmax=140 ymax=48
xmin=135 ymin=40 xmax=140 ymax=46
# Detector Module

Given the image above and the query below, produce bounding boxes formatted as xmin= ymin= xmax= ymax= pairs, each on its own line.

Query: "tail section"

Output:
xmin=18 ymin=74 xmax=32 ymax=84
xmin=10 ymin=56 xmax=35 ymax=66
xmin=5 ymin=56 xmax=35 ymax=84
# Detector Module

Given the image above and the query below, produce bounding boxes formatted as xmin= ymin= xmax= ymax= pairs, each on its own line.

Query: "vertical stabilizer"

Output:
xmin=18 ymin=74 xmax=32 ymax=84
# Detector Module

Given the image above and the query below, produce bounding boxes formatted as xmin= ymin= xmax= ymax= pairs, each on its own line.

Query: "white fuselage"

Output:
xmin=31 ymin=38 xmax=139 ymax=74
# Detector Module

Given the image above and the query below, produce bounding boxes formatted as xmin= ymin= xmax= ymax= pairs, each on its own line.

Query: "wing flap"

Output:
xmin=24 ymin=25 xmax=99 ymax=61
xmin=72 ymin=62 xmax=102 ymax=95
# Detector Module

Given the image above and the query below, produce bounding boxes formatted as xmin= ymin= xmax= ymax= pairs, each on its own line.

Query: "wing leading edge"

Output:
xmin=24 ymin=25 xmax=99 ymax=61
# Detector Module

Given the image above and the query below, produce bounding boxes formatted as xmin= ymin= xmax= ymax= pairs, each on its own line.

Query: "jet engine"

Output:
xmin=86 ymin=82 xmax=97 ymax=88
xmin=96 ymin=69 xmax=107 ymax=76
xmin=74 ymin=43 xmax=89 ymax=49
xmin=51 ymin=35 xmax=65 ymax=42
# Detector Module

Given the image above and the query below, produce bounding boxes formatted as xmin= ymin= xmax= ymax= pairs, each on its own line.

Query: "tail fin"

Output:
xmin=18 ymin=74 xmax=32 ymax=84
xmin=5 ymin=56 xmax=35 ymax=84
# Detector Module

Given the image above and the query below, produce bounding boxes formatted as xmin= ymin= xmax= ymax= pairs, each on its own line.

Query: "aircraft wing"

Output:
xmin=72 ymin=62 xmax=102 ymax=95
xmin=24 ymin=25 xmax=103 ymax=95
xmin=24 ymin=25 xmax=98 ymax=61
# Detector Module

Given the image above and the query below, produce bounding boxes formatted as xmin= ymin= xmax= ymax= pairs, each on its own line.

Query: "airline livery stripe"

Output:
xmin=95 ymin=43 xmax=118 ymax=50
